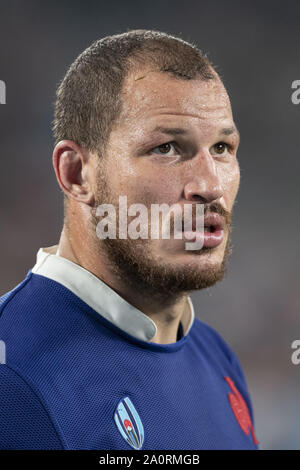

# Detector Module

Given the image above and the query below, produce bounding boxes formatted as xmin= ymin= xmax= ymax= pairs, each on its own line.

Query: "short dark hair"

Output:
xmin=52 ymin=29 xmax=217 ymax=156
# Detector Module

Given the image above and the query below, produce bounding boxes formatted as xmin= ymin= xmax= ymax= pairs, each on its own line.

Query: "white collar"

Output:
xmin=31 ymin=245 xmax=195 ymax=343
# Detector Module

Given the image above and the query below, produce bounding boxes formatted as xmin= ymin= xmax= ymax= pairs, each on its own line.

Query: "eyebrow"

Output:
xmin=219 ymin=126 xmax=240 ymax=139
xmin=152 ymin=125 xmax=240 ymax=140
xmin=152 ymin=126 xmax=188 ymax=136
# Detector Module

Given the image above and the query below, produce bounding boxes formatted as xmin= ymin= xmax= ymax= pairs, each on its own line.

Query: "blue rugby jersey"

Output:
xmin=0 ymin=246 xmax=259 ymax=450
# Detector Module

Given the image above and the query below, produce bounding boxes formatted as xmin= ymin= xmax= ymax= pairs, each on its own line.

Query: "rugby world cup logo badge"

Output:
xmin=114 ymin=397 xmax=144 ymax=450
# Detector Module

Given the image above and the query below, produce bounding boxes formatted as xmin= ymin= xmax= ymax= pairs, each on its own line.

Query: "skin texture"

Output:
xmin=53 ymin=68 xmax=240 ymax=344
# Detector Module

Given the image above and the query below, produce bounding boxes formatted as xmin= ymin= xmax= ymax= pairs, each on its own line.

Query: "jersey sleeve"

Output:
xmin=0 ymin=364 xmax=64 ymax=449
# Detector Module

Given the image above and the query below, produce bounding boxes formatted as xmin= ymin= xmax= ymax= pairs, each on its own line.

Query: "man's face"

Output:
xmin=92 ymin=69 xmax=240 ymax=297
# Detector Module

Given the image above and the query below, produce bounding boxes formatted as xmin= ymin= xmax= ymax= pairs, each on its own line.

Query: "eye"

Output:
xmin=211 ymin=142 xmax=230 ymax=155
xmin=150 ymin=142 xmax=177 ymax=157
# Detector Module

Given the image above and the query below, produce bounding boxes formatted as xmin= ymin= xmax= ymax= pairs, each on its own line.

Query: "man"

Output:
xmin=0 ymin=29 xmax=259 ymax=449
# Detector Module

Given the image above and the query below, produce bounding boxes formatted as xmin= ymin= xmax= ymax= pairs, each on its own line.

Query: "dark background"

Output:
xmin=0 ymin=0 xmax=299 ymax=449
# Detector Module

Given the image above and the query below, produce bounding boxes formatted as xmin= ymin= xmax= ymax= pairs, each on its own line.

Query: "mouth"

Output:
xmin=181 ymin=212 xmax=226 ymax=248
xmin=202 ymin=225 xmax=218 ymax=233
xmin=182 ymin=212 xmax=226 ymax=233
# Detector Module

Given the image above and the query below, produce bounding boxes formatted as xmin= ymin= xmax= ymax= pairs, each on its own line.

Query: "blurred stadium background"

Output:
xmin=0 ymin=0 xmax=299 ymax=449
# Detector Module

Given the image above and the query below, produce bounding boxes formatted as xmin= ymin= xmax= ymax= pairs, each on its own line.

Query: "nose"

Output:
xmin=183 ymin=153 xmax=223 ymax=204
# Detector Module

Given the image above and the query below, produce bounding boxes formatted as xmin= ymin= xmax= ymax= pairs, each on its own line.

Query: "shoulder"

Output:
xmin=0 ymin=364 xmax=64 ymax=449
xmin=191 ymin=318 xmax=256 ymax=422
xmin=0 ymin=270 xmax=33 ymax=317
xmin=192 ymin=317 xmax=245 ymax=371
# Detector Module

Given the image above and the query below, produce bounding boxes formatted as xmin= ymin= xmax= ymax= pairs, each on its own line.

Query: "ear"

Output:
xmin=52 ymin=140 xmax=95 ymax=206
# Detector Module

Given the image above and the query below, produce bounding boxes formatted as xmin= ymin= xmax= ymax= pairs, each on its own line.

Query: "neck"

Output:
xmin=57 ymin=225 xmax=190 ymax=344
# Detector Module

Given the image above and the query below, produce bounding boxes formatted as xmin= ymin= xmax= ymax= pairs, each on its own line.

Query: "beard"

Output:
xmin=91 ymin=165 xmax=234 ymax=301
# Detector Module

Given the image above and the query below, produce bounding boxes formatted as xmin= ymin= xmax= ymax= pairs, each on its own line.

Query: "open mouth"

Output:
xmin=183 ymin=213 xmax=225 ymax=233
xmin=204 ymin=225 xmax=216 ymax=233
xmin=179 ymin=212 xmax=226 ymax=248
xmin=182 ymin=224 xmax=220 ymax=233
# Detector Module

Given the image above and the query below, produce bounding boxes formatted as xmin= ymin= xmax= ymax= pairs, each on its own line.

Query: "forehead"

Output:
xmin=117 ymin=69 xmax=233 ymax=127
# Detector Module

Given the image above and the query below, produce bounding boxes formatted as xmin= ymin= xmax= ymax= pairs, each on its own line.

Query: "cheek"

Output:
xmin=131 ymin=175 xmax=181 ymax=206
xmin=109 ymin=155 xmax=181 ymax=205
xmin=221 ymin=161 xmax=240 ymax=206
